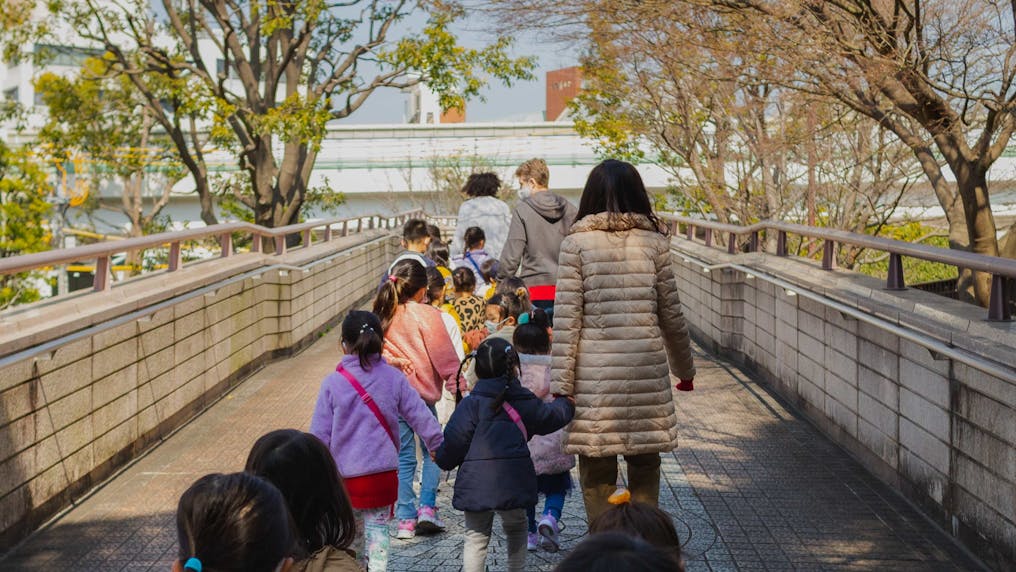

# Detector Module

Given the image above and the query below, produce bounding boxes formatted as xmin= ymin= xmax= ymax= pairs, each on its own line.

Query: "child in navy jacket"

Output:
xmin=434 ymin=337 xmax=574 ymax=572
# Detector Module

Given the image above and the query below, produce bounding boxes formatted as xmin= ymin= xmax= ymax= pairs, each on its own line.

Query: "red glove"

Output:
xmin=675 ymin=378 xmax=694 ymax=391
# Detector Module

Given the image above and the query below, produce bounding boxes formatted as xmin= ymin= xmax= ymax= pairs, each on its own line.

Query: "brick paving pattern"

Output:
xmin=0 ymin=327 xmax=984 ymax=571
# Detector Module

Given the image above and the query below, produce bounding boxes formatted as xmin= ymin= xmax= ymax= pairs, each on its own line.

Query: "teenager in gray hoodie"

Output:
xmin=498 ymin=158 xmax=578 ymax=289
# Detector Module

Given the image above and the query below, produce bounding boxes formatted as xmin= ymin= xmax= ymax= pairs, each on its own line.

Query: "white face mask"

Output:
xmin=485 ymin=318 xmax=507 ymax=332
xmin=518 ymin=183 xmax=534 ymax=200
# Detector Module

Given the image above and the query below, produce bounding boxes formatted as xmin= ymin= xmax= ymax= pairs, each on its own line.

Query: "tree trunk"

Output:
xmin=953 ymin=164 xmax=999 ymax=305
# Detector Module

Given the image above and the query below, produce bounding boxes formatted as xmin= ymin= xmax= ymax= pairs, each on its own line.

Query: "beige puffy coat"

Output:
xmin=550 ymin=213 xmax=696 ymax=457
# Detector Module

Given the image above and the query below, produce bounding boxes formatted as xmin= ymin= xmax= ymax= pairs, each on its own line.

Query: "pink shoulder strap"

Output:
xmin=336 ymin=364 xmax=400 ymax=451
xmin=502 ymin=402 xmax=528 ymax=441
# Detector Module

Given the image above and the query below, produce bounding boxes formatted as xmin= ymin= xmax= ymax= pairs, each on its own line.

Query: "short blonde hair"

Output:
xmin=515 ymin=158 xmax=549 ymax=188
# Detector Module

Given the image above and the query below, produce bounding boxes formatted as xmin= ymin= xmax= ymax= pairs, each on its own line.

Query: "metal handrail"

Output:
xmin=659 ymin=213 xmax=1015 ymax=321
xmin=0 ymin=210 xmax=425 ymax=292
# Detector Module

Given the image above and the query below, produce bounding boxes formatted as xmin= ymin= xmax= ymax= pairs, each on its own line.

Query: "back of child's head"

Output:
xmin=480 ymin=258 xmax=500 ymax=283
xmin=340 ymin=311 xmax=383 ymax=369
xmin=495 ymin=276 xmax=527 ymax=297
xmin=589 ymin=501 xmax=683 ymax=566
xmin=427 ymin=240 xmax=450 ymax=268
xmin=553 ymin=532 xmax=680 ymax=572
xmin=244 ymin=430 xmax=356 ymax=556
xmin=176 ymin=472 xmax=294 ymax=572
xmin=426 ymin=223 xmax=443 ymax=243
xmin=374 ymin=258 xmax=428 ymax=332
xmin=402 ymin=219 xmax=430 ymax=244
xmin=425 ymin=266 xmax=447 ymax=305
xmin=513 ymin=308 xmax=551 ymax=355
xmin=463 ymin=226 xmax=486 ymax=251
xmin=489 ymin=289 xmax=531 ymax=324
xmin=473 ymin=336 xmax=519 ymax=379
xmin=452 ymin=266 xmax=476 ymax=294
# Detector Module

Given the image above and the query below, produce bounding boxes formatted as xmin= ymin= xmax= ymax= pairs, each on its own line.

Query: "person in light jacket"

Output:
xmin=451 ymin=172 xmax=512 ymax=260
xmin=551 ymin=159 xmax=696 ymax=523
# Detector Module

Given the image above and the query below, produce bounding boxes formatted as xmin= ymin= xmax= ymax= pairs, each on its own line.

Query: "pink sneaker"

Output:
xmin=527 ymin=532 xmax=539 ymax=551
xmin=538 ymin=514 xmax=560 ymax=552
xmin=416 ymin=506 xmax=446 ymax=534
xmin=396 ymin=519 xmax=416 ymax=539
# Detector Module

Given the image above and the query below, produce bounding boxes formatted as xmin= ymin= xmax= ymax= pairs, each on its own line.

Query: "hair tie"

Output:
xmin=184 ymin=557 xmax=203 ymax=572
xmin=515 ymin=287 xmax=527 ymax=297
xmin=517 ymin=312 xmax=530 ymax=325
xmin=388 ymin=275 xmax=398 ymax=283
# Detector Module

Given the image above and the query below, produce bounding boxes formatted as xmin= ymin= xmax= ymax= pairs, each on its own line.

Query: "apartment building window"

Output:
xmin=3 ymin=87 xmax=18 ymax=103
xmin=34 ymin=43 xmax=104 ymax=67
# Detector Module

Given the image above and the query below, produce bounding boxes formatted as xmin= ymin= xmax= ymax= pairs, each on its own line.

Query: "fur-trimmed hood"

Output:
xmin=569 ymin=212 xmax=669 ymax=234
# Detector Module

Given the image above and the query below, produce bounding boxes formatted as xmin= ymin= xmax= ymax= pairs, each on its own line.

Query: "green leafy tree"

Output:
xmin=35 ymin=58 xmax=184 ymax=241
xmin=65 ymin=0 xmax=534 ymax=233
xmin=0 ymin=142 xmax=53 ymax=308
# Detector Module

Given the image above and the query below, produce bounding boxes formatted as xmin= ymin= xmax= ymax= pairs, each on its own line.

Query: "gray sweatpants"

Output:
xmin=462 ymin=508 xmax=528 ymax=572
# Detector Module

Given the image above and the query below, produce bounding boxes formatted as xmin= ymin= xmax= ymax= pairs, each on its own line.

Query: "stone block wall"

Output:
xmin=0 ymin=232 xmax=398 ymax=549
xmin=672 ymin=239 xmax=1016 ymax=570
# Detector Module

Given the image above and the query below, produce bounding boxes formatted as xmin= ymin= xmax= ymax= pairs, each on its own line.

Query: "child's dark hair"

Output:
xmin=464 ymin=226 xmax=486 ymax=251
xmin=488 ymin=289 xmax=531 ymax=322
xmin=340 ymin=311 xmax=384 ymax=370
xmin=374 ymin=259 xmax=428 ymax=332
xmin=176 ymin=472 xmax=294 ymax=572
xmin=589 ymin=502 xmax=683 ymax=565
xmin=462 ymin=172 xmax=501 ymax=197
xmin=554 ymin=532 xmax=679 ymax=572
xmin=480 ymin=259 xmax=500 ymax=283
xmin=513 ymin=308 xmax=550 ymax=354
xmin=472 ymin=337 xmax=521 ymax=411
xmin=495 ymin=276 xmax=527 ymax=297
xmin=426 ymin=266 xmax=447 ymax=305
xmin=427 ymin=240 xmax=450 ymax=267
xmin=426 ymin=223 xmax=443 ymax=243
xmin=245 ymin=430 xmax=357 ymax=557
xmin=402 ymin=218 xmax=430 ymax=243
xmin=452 ymin=266 xmax=476 ymax=294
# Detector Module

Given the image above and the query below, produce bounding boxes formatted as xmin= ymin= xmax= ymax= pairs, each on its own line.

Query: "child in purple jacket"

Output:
xmin=310 ymin=310 xmax=444 ymax=571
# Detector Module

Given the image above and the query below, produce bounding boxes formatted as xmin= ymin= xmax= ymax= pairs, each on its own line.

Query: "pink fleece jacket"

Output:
xmin=382 ymin=301 xmax=464 ymax=404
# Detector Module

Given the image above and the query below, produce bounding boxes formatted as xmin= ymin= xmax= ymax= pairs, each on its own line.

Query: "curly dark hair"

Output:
xmin=462 ymin=172 xmax=502 ymax=197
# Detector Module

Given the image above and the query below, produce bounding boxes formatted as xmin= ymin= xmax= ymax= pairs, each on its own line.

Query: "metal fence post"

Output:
xmin=886 ymin=253 xmax=906 ymax=290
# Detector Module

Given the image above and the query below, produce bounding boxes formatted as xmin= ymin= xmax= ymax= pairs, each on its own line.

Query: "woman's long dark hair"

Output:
xmin=341 ymin=311 xmax=384 ymax=370
xmin=576 ymin=159 xmax=665 ymax=234
xmin=373 ymin=258 xmax=428 ymax=332
xmin=176 ymin=472 xmax=294 ymax=572
xmin=245 ymin=430 xmax=357 ymax=556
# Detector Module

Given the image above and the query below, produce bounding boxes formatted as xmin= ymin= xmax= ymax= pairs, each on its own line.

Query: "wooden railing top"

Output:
xmin=0 ymin=210 xmax=425 ymax=284
xmin=659 ymin=213 xmax=1014 ymax=321
xmin=659 ymin=214 xmax=1016 ymax=279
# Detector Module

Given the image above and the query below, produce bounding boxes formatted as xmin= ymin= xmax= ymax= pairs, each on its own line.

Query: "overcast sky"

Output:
xmin=341 ymin=10 xmax=581 ymax=124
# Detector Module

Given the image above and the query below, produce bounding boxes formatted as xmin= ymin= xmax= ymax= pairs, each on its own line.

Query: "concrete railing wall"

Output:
xmin=0 ymin=232 xmax=399 ymax=549
xmin=671 ymin=239 xmax=1016 ymax=570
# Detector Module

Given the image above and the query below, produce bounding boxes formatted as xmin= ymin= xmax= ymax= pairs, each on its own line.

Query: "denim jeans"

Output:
xmin=526 ymin=491 xmax=566 ymax=532
xmin=463 ymin=508 xmax=528 ymax=572
xmin=396 ymin=403 xmax=441 ymax=520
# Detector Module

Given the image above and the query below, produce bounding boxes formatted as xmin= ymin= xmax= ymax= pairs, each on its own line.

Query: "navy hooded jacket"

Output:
xmin=434 ymin=375 xmax=574 ymax=512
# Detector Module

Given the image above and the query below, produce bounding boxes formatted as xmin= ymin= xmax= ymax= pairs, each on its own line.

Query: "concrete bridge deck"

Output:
xmin=0 ymin=325 xmax=983 ymax=571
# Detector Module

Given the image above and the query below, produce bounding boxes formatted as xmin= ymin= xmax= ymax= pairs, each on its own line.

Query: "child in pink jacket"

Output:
xmin=373 ymin=258 xmax=464 ymax=539
xmin=514 ymin=308 xmax=575 ymax=553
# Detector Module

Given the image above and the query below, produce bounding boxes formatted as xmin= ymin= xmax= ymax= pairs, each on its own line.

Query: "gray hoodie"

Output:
xmin=498 ymin=191 xmax=578 ymax=286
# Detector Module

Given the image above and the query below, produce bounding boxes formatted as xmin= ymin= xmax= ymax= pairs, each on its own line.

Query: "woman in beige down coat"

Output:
xmin=550 ymin=159 xmax=696 ymax=522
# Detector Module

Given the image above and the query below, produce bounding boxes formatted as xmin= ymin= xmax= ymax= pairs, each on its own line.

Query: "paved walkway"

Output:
xmin=0 ymin=327 xmax=984 ymax=571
